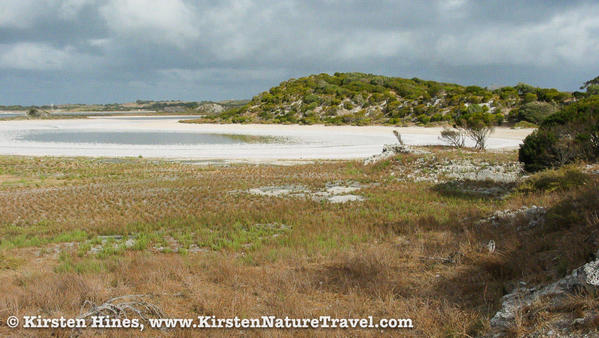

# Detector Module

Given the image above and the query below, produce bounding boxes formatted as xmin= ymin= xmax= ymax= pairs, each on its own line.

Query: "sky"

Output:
xmin=1 ymin=0 xmax=598 ymax=105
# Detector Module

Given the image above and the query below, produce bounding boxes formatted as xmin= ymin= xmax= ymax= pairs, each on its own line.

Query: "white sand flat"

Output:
xmin=0 ymin=116 xmax=534 ymax=162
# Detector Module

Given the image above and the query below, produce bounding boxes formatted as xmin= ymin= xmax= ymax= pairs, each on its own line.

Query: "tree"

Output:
xmin=515 ymin=82 xmax=536 ymax=95
xmin=581 ymin=76 xmax=599 ymax=96
xmin=454 ymin=105 xmax=496 ymax=151
xmin=581 ymin=75 xmax=599 ymax=90
xmin=439 ymin=127 xmax=465 ymax=148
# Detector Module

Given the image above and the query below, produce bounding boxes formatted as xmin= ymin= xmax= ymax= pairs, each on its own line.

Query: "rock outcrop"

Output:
xmin=489 ymin=255 xmax=599 ymax=336
xmin=477 ymin=205 xmax=546 ymax=230
xmin=244 ymin=181 xmax=368 ymax=203
xmin=393 ymin=157 xmax=523 ymax=184
xmin=363 ymin=144 xmax=429 ymax=165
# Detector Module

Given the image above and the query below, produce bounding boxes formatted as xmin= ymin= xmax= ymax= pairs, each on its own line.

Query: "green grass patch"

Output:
xmin=0 ymin=229 xmax=89 ymax=250
xmin=196 ymin=222 xmax=291 ymax=251
xmin=517 ymin=166 xmax=590 ymax=193
xmin=55 ymin=252 xmax=105 ymax=274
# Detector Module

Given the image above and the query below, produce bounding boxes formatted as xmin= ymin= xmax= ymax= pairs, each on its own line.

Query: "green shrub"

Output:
xmin=523 ymin=93 xmax=538 ymax=103
xmin=517 ymin=101 xmax=557 ymax=124
xmin=303 ymin=94 xmax=321 ymax=105
xmin=519 ymin=129 xmax=560 ymax=172
xmin=416 ymin=114 xmax=430 ymax=124
xmin=431 ymin=113 xmax=443 ymax=122
xmin=587 ymin=85 xmax=599 ymax=96
xmin=302 ymin=102 xmax=318 ymax=112
xmin=231 ymin=116 xmax=250 ymax=123
xmin=517 ymin=166 xmax=590 ymax=193
xmin=519 ymin=96 xmax=599 ymax=172
xmin=513 ymin=121 xmax=538 ymax=129
xmin=493 ymin=112 xmax=504 ymax=124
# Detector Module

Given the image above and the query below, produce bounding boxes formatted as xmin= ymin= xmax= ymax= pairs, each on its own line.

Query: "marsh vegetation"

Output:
xmin=0 ymin=148 xmax=597 ymax=336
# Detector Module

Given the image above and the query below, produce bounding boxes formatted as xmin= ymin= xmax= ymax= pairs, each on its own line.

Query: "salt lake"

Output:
xmin=0 ymin=116 xmax=533 ymax=162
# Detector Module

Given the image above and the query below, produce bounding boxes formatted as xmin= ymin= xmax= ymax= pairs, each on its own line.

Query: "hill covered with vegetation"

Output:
xmin=212 ymin=72 xmax=575 ymax=126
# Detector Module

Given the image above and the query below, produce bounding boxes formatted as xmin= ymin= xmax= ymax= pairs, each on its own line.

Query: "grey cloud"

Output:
xmin=0 ymin=0 xmax=598 ymax=105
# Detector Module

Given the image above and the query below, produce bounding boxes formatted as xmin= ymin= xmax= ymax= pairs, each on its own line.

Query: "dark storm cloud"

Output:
xmin=0 ymin=0 xmax=598 ymax=105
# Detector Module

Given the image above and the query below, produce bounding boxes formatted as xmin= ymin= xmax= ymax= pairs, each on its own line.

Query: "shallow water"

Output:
xmin=0 ymin=113 xmax=24 ymax=118
xmin=16 ymin=130 xmax=280 ymax=145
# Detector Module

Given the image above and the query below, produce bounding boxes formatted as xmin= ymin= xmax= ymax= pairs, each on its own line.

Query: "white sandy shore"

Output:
xmin=0 ymin=116 xmax=534 ymax=162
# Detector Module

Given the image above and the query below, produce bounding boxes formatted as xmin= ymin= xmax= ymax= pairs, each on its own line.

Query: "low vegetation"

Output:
xmin=25 ymin=108 xmax=50 ymax=118
xmin=517 ymin=166 xmax=591 ymax=193
xmin=194 ymin=72 xmax=572 ymax=126
xmin=0 ymin=148 xmax=597 ymax=335
xmin=519 ymin=95 xmax=599 ymax=171
xmin=0 ymin=99 xmax=248 ymax=114
xmin=0 ymin=74 xmax=596 ymax=335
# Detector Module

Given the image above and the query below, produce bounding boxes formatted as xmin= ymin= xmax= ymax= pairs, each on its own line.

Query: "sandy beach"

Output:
xmin=0 ymin=116 xmax=534 ymax=162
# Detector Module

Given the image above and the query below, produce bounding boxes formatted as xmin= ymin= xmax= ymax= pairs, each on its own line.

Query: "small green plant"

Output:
xmin=517 ymin=166 xmax=590 ymax=193
xmin=96 ymin=244 xmax=125 ymax=259
xmin=129 ymin=235 xmax=150 ymax=251
xmin=55 ymin=251 xmax=105 ymax=273
xmin=53 ymin=229 xmax=88 ymax=243
xmin=78 ymin=242 xmax=92 ymax=257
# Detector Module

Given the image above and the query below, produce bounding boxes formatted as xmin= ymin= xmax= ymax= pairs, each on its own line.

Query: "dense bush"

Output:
xmin=519 ymin=96 xmax=599 ymax=172
xmin=215 ymin=72 xmax=572 ymax=125
xmin=523 ymin=93 xmax=538 ymax=103
xmin=27 ymin=108 xmax=42 ymax=117
xmin=514 ymin=101 xmax=557 ymax=124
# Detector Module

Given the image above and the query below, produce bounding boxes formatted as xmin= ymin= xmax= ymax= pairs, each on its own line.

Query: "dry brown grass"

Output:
xmin=0 ymin=150 xmax=597 ymax=336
